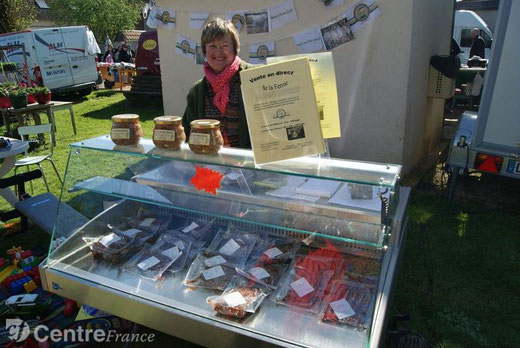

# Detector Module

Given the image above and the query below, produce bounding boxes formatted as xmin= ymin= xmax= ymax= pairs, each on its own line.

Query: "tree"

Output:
xmin=0 ymin=0 xmax=38 ymax=33
xmin=47 ymin=0 xmax=142 ymax=43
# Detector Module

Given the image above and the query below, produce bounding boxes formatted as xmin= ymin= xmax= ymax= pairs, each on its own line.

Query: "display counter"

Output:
xmin=40 ymin=135 xmax=409 ymax=347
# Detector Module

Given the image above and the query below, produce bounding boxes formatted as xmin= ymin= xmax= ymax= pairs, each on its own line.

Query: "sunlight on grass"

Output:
xmin=409 ymin=205 xmax=434 ymax=225
xmin=456 ymin=212 xmax=469 ymax=237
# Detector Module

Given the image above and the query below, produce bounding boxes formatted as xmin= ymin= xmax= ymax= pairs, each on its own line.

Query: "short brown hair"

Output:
xmin=201 ymin=18 xmax=240 ymax=56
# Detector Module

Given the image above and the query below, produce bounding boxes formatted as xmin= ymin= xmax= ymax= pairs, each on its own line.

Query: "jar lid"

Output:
xmin=112 ymin=114 xmax=139 ymax=123
xmin=154 ymin=116 xmax=182 ymax=125
xmin=191 ymin=119 xmax=220 ymax=129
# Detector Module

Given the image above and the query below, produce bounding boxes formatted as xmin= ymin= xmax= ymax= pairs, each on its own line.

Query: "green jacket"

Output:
xmin=182 ymin=61 xmax=255 ymax=149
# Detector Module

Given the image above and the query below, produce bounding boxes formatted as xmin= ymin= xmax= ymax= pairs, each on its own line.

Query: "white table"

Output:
xmin=0 ymin=138 xmax=29 ymax=206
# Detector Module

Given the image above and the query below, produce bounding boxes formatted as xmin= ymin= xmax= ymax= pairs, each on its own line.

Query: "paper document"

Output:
xmin=295 ymin=178 xmax=341 ymax=198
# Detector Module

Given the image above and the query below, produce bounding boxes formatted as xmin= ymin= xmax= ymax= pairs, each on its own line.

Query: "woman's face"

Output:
xmin=205 ymin=34 xmax=235 ymax=73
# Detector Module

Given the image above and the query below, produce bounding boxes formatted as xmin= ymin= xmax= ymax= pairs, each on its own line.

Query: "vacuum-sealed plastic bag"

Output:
xmin=236 ymin=262 xmax=289 ymax=289
xmin=122 ymin=240 xmax=182 ymax=281
xmin=183 ymin=253 xmax=237 ymax=291
xmin=206 ymin=228 xmax=258 ymax=268
xmin=83 ymin=232 xmax=143 ymax=264
xmin=207 ymin=275 xmax=271 ymax=319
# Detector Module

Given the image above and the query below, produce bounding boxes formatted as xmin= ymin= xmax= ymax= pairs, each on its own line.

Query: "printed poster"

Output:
xmin=249 ymin=42 xmax=275 ymax=64
xmin=270 ymin=0 xmax=298 ymax=30
xmin=293 ymin=28 xmax=324 ymax=53
xmin=148 ymin=7 xmax=176 ymax=30
xmin=345 ymin=0 xmax=382 ymax=33
xmin=240 ymin=57 xmax=325 ymax=164
xmin=268 ymin=52 xmax=341 ymax=139
xmin=189 ymin=12 xmax=210 ymax=29
xmin=175 ymin=34 xmax=196 ymax=60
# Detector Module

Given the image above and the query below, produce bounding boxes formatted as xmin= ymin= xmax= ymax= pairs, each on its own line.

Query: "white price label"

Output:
xmin=329 ymin=299 xmax=356 ymax=319
xmin=264 ymin=247 xmax=283 ymax=259
xmin=139 ymin=218 xmax=156 ymax=228
xmin=99 ymin=233 xmax=121 ymax=247
xmin=189 ymin=133 xmax=210 ymax=146
xmin=290 ymin=277 xmax=315 ymax=297
xmin=161 ymin=246 xmax=180 ymax=260
xmin=111 ymin=128 xmax=130 ymax=140
xmin=223 ymin=291 xmax=246 ymax=307
xmin=119 ymin=228 xmax=141 ymax=238
xmin=219 ymin=239 xmax=241 ymax=256
xmin=175 ymin=240 xmax=185 ymax=250
xmin=182 ymin=221 xmax=199 ymax=233
xmin=137 ymin=256 xmax=160 ymax=270
xmin=154 ymin=129 xmax=175 ymax=141
xmin=204 ymin=255 xmax=227 ymax=267
xmin=249 ymin=267 xmax=270 ymax=280
xmin=202 ymin=266 xmax=226 ymax=280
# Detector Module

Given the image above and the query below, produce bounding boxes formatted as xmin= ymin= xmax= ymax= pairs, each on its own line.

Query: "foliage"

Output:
xmin=0 ymin=62 xmax=18 ymax=72
xmin=0 ymin=88 xmax=8 ymax=97
xmin=33 ymin=86 xmax=51 ymax=94
xmin=0 ymin=0 xmax=38 ymax=33
xmin=8 ymin=88 xmax=28 ymax=97
xmin=47 ymin=0 xmax=142 ymax=43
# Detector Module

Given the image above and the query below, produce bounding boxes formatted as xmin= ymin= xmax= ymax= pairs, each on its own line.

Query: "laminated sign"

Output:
xmin=240 ymin=57 xmax=325 ymax=164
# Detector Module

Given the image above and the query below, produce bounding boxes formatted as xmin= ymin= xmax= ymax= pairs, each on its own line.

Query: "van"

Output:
xmin=0 ymin=26 xmax=98 ymax=95
xmin=454 ymin=10 xmax=493 ymax=64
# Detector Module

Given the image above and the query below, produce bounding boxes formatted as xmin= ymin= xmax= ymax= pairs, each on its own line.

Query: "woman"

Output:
xmin=102 ymin=45 xmax=114 ymax=63
xmin=182 ymin=18 xmax=254 ymax=149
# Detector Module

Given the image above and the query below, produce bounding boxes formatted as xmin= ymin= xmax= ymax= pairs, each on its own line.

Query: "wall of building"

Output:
xmin=157 ymin=0 xmax=453 ymax=172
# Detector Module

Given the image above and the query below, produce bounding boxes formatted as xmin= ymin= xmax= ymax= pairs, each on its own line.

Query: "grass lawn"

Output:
xmin=1 ymin=90 xmax=518 ymax=347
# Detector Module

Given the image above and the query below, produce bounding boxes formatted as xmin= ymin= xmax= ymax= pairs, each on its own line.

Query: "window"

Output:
xmin=460 ymin=29 xmax=473 ymax=48
xmin=35 ymin=0 xmax=50 ymax=9
xmin=480 ymin=30 xmax=493 ymax=49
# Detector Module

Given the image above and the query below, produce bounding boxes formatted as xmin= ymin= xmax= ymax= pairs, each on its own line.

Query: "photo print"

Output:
xmin=246 ymin=10 xmax=270 ymax=34
xmin=320 ymin=16 xmax=354 ymax=50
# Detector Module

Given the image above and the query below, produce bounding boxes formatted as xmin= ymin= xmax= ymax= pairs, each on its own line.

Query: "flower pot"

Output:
xmin=36 ymin=92 xmax=52 ymax=104
xmin=0 ymin=97 xmax=11 ymax=109
xmin=27 ymin=94 xmax=37 ymax=104
xmin=9 ymin=95 xmax=28 ymax=109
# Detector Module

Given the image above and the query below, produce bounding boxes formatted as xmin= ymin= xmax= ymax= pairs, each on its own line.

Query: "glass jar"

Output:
xmin=153 ymin=116 xmax=186 ymax=150
xmin=189 ymin=119 xmax=224 ymax=155
xmin=111 ymin=114 xmax=143 ymax=146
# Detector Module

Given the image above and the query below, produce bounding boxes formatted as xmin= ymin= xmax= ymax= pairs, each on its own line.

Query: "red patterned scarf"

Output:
xmin=204 ymin=56 xmax=241 ymax=115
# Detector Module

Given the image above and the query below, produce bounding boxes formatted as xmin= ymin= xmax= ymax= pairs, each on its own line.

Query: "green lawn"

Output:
xmin=1 ymin=90 xmax=518 ymax=347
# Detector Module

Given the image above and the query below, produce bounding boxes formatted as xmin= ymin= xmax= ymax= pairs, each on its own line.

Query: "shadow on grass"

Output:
xmin=81 ymin=98 xmax=163 ymax=122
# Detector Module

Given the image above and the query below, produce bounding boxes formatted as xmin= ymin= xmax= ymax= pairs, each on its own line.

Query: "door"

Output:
xmin=32 ymin=28 xmax=74 ymax=89
xmin=60 ymin=26 xmax=98 ymax=85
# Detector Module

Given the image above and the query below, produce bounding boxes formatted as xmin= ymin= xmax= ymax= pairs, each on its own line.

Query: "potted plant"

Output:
xmin=34 ymin=86 xmax=52 ymax=104
xmin=0 ymin=62 xmax=17 ymax=73
xmin=0 ymin=88 xmax=11 ymax=108
xmin=8 ymin=88 xmax=28 ymax=109
xmin=26 ymin=87 xmax=37 ymax=104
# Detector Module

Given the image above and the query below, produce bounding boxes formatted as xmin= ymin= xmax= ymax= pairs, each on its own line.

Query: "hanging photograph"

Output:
xmin=245 ymin=10 xmax=270 ymax=34
xmin=249 ymin=42 xmax=275 ymax=64
xmin=320 ymin=16 xmax=354 ymax=50
xmin=319 ymin=0 xmax=345 ymax=9
xmin=195 ymin=45 xmax=207 ymax=65
xmin=226 ymin=12 xmax=246 ymax=31
xmin=344 ymin=0 xmax=382 ymax=33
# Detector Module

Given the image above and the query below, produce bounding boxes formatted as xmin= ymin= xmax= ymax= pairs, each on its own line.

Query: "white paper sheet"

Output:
xmin=99 ymin=233 xmax=121 ymax=247
xmin=270 ymin=0 xmax=298 ymax=30
xmin=293 ymin=28 xmax=324 ymax=53
xmin=137 ymin=256 xmax=160 ymax=271
xmin=344 ymin=0 xmax=382 ymax=33
xmin=290 ymin=277 xmax=315 ymax=297
xmin=176 ymin=34 xmax=196 ymax=60
xmin=224 ymin=291 xmax=247 ymax=307
xmin=204 ymin=255 xmax=227 ymax=267
xmin=219 ymin=239 xmax=241 ymax=255
xmin=249 ymin=267 xmax=270 ymax=280
xmin=189 ymin=11 xmax=209 ymax=29
xmin=295 ymin=178 xmax=341 ymax=198
xmin=330 ymin=298 xmax=356 ymax=319
xmin=202 ymin=266 xmax=225 ymax=280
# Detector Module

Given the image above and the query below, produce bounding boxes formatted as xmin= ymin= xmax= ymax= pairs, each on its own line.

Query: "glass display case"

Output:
xmin=40 ymin=135 xmax=410 ymax=348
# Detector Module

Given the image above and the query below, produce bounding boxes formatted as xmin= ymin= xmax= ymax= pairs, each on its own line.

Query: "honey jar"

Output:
xmin=152 ymin=116 xmax=186 ymax=150
xmin=189 ymin=119 xmax=224 ymax=155
xmin=110 ymin=114 xmax=142 ymax=146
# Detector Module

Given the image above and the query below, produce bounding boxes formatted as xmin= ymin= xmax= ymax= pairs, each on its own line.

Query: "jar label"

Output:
xmin=189 ymin=133 xmax=210 ymax=146
xmin=111 ymin=128 xmax=130 ymax=140
xmin=154 ymin=129 xmax=175 ymax=141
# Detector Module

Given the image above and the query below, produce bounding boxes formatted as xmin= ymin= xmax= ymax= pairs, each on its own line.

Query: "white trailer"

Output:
xmin=0 ymin=26 xmax=98 ymax=94
xmin=448 ymin=0 xmax=520 ymax=198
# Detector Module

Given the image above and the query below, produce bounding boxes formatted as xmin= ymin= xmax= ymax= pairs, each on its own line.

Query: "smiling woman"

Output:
xmin=182 ymin=18 xmax=255 ymax=149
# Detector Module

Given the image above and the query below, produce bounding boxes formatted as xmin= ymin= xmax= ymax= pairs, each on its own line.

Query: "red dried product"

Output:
xmin=208 ymin=287 xmax=264 ymax=319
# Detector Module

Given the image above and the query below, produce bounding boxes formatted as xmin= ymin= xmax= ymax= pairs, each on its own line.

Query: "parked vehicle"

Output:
xmin=448 ymin=0 xmax=520 ymax=200
xmin=453 ymin=10 xmax=493 ymax=64
xmin=0 ymin=26 xmax=98 ymax=95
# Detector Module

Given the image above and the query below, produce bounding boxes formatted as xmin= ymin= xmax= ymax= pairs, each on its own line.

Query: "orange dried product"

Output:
xmin=153 ymin=116 xmax=186 ymax=149
xmin=111 ymin=114 xmax=143 ymax=146
xmin=188 ymin=119 xmax=223 ymax=155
